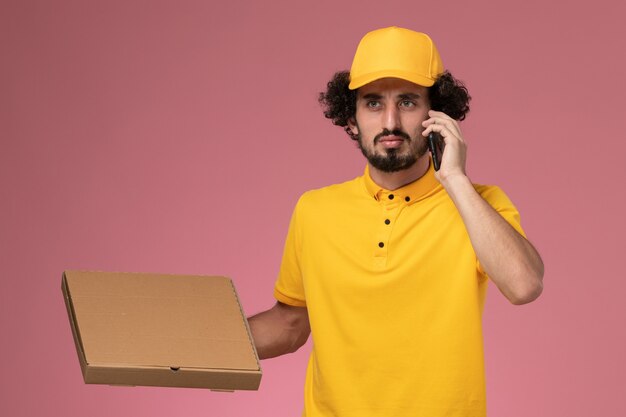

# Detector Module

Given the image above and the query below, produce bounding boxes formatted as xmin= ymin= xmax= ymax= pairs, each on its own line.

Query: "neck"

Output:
xmin=368 ymin=155 xmax=431 ymax=191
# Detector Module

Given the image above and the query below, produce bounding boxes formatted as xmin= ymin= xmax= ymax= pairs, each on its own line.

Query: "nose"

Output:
xmin=382 ymin=104 xmax=401 ymax=131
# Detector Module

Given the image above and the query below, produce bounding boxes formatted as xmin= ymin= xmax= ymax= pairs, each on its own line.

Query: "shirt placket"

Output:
xmin=373 ymin=191 xmax=406 ymax=269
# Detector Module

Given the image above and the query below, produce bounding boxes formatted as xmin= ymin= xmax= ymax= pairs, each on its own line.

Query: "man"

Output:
xmin=249 ymin=26 xmax=544 ymax=417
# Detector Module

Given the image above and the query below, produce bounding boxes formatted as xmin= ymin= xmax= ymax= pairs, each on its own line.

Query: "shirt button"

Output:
xmin=405 ymin=196 xmax=411 ymax=202
xmin=384 ymin=219 xmax=390 ymax=225
xmin=378 ymin=242 xmax=385 ymax=248
xmin=388 ymin=194 xmax=394 ymax=200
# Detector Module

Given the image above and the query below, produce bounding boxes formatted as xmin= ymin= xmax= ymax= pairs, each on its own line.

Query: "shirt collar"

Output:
xmin=363 ymin=158 xmax=442 ymax=204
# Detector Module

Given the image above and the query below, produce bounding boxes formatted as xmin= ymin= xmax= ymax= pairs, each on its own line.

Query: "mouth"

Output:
xmin=378 ymin=135 xmax=406 ymax=149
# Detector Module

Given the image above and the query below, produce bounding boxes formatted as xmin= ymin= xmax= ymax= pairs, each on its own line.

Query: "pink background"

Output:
xmin=2 ymin=0 xmax=625 ymax=415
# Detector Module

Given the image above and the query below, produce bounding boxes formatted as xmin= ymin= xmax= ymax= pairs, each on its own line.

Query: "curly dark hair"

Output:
xmin=319 ymin=71 xmax=471 ymax=141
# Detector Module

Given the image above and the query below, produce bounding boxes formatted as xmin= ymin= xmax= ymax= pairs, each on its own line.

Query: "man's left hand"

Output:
xmin=421 ymin=110 xmax=467 ymax=185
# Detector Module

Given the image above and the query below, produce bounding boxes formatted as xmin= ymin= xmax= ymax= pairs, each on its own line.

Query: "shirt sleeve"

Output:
xmin=273 ymin=196 xmax=307 ymax=307
xmin=475 ymin=185 xmax=527 ymax=277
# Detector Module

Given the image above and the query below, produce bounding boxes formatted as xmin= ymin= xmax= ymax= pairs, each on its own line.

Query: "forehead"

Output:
xmin=357 ymin=77 xmax=428 ymax=97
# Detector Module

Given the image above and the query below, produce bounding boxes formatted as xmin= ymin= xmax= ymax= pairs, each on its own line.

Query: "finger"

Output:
xmin=422 ymin=123 xmax=462 ymax=144
xmin=428 ymin=110 xmax=454 ymax=121
xmin=422 ymin=116 xmax=462 ymax=139
xmin=427 ymin=110 xmax=459 ymax=130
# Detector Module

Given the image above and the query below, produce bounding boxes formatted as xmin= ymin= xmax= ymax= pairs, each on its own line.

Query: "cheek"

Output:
xmin=403 ymin=115 xmax=427 ymax=136
xmin=416 ymin=111 xmax=430 ymax=130
xmin=354 ymin=116 xmax=379 ymax=136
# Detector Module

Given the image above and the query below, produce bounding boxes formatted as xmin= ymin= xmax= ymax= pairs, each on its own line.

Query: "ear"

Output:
xmin=347 ymin=118 xmax=359 ymax=136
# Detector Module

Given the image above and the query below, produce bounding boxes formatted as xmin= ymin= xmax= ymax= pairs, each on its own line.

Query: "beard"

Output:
xmin=357 ymin=128 xmax=428 ymax=173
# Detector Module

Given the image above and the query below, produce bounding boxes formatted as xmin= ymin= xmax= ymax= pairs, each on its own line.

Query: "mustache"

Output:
xmin=374 ymin=129 xmax=411 ymax=144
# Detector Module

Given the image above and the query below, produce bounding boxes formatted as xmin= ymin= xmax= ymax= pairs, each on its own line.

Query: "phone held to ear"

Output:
xmin=427 ymin=132 xmax=445 ymax=171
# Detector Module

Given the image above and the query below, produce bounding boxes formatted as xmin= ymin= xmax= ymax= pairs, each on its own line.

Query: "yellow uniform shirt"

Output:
xmin=274 ymin=162 xmax=525 ymax=417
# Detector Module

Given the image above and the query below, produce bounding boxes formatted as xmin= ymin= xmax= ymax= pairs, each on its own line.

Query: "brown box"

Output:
xmin=62 ymin=270 xmax=262 ymax=391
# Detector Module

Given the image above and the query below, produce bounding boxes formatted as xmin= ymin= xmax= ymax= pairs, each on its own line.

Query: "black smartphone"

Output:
xmin=427 ymin=132 xmax=445 ymax=171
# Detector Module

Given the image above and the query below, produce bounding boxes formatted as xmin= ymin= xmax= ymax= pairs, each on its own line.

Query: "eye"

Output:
xmin=399 ymin=100 xmax=416 ymax=108
xmin=366 ymin=100 xmax=381 ymax=109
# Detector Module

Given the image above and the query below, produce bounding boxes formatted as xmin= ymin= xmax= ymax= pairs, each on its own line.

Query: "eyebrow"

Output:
xmin=360 ymin=92 xmax=422 ymax=100
xmin=360 ymin=93 xmax=383 ymax=100
xmin=398 ymin=93 xmax=422 ymax=100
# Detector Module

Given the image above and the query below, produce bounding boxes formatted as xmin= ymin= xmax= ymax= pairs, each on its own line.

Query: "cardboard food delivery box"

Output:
xmin=62 ymin=270 xmax=262 ymax=391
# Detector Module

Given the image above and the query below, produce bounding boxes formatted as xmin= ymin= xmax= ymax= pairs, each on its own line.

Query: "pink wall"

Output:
xmin=2 ymin=0 xmax=625 ymax=415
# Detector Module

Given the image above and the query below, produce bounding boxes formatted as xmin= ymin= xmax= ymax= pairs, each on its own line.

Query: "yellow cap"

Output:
xmin=349 ymin=27 xmax=444 ymax=90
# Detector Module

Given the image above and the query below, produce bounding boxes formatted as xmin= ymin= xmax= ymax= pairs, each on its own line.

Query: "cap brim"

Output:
xmin=349 ymin=69 xmax=437 ymax=90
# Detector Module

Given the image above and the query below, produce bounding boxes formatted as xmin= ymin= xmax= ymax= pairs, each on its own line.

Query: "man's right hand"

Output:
xmin=248 ymin=302 xmax=310 ymax=359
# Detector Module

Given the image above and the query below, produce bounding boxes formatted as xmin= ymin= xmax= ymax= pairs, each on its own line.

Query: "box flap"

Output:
xmin=64 ymin=271 xmax=259 ymax=372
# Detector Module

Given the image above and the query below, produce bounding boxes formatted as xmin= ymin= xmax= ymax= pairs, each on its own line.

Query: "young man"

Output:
xmin=249 ymin=26 xmax=544 ymax=417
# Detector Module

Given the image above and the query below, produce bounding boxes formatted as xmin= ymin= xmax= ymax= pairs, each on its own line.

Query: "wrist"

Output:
xmin=438 ymin=172 xmax=471 ymax=191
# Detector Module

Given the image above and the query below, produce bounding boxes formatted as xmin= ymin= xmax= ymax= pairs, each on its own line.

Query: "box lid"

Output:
xmin=62 ymin=270 xmax=261 ymax=389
